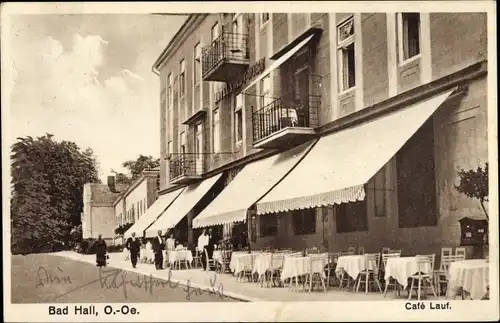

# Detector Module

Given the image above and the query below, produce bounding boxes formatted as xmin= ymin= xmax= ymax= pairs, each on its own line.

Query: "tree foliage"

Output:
xmin=112 ymin=154 xmax=160 ymax=184
xmin=455 ymin=162 xmax=489 ymax=221
xmin=11 ymin=134 xmax=100 ymax=254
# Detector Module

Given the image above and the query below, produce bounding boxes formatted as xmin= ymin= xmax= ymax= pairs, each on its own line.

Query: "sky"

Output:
xmin=8 ymin=14 xmax=187 ymax=182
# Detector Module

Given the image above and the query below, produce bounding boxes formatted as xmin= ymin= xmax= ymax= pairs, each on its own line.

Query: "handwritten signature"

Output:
xmin=39 ymin=266 xmax=225 ymax=301
xmin=36 ymin=266 xmax=73 ymax=288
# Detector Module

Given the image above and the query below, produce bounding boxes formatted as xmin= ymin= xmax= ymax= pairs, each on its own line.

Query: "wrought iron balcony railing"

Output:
xmin=169 ymin=153 xmax=204 ymax=183
xmin=202 ymin=32 xmax=249 ymax=79
xmin=252 ymin=95 xmax=321 ymax=144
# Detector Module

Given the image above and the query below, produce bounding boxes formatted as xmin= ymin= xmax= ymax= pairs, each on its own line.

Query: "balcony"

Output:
xmin=169 ymin=154 xmax=204 ymax=185
xmin=202 ymin=32 xmax=250 ymax=82
xmin=252 ymin=95 xmax=320 ymax=149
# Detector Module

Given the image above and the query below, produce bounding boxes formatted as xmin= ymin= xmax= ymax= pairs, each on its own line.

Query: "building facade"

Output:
xmin=153 ymin=13 xmax=488 ymax=256
xmin=81 ymin=183 xmax=126 ymax=242
xmin=114 ymin=169 xmax=160 ymax=229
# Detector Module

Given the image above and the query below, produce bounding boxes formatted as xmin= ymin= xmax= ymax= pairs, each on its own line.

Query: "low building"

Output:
xmin=114 ymin=168 xmax=160 ymax=239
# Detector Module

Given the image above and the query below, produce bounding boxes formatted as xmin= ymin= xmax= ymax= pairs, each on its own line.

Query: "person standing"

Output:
xmin=94 ymin=234 xmax=107 ymax=267
xmin=197 ymin=229 xmax=209 ymax=270
xmin=207 ymin=228 xmax=217 ymax=270
xmin=152 ymin=230 xmax=165 ymax=270
xmin=125 ymin=232 xmax=141 ymax=268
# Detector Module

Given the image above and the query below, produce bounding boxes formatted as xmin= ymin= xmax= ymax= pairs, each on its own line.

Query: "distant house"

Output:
xmin=113 ymin=168 xmax=160 ymax=237
xmin=81 ymin=183 xmax=127 ymax=242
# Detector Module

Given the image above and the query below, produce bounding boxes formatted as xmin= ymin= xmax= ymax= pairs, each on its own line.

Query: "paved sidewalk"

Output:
xmin=54 ymin=251 xmax=443 ymax=302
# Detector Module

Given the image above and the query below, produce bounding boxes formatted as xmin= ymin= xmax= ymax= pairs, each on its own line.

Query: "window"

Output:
xmin=398 ymin=13 xmax=421 ymax=62
xmin=234 ymin=94 xmax=243 ymax=144
xmin=292 ymin=209 xmax=316 ymax=235
xmin=167 ymin=74 xmax=174 ymax=138
xmin=179 ymin=60 xmax=186 ymax=97
xmin=397 ymin=118 xmax=437 ymax=228
xmin=194 ymin=43 xmax=201 ymax=85
xmin=260 ymin=13 xmax=270 ymax=26
xmin=337 ymin=17 xmax=355 ymax=92
xmin=260 ymin=75 xmax=272 ymax=107
xmin=180 ymin=131 xmax=186 ymax=154
xmin=211 ymin=22 xmax=219 ymax=42
xmin=212 ymin=108 xmax=220 ymax=153
xmin=336 ymin=201 xmax=368 ymax=233
xmin=260 ymin=214 xmax=278 ymax=237
xmin=167 ymin=140 xmax=173 ymax=157
xmin=370 ymin=168 xmax=387 ymax=217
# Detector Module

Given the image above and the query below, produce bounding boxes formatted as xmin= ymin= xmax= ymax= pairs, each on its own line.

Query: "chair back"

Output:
xmin=358 ymin=246 xmax=365 ymax=255
xmin=439 ymin=254 xmax=461 ymax=271
xmin=347 ymin=246 xmax=356 ymax=254
xmin=382 ymin=247 xmax=391 ymax=254
xmin=365 ymin=253 xmax=381 ymax=273
xmin=455 ymin=247 xmax=466 ymax=259
xmin=441 ymin=247 xmax=453 ymax=259
xmin=309 ymin=253 xmax=328 ymax=274
xmin=382 ymin=252 xmax=401 ymax=268
xmin=271 ymin=253 xmax=285 ymax=269
xmin=416 ymin=254 xmax=436 ymax=273
xmin=306 ymin=247 xmax=320 ymax=255
xmin=388 ymin=249 xmax=402 ymax=255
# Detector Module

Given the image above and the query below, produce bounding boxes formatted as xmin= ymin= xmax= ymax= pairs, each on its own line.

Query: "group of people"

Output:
xmin=94 ymin=228 xmax=221 ymax=271
xmin=124 ymin=230 xmax=186 ymax=270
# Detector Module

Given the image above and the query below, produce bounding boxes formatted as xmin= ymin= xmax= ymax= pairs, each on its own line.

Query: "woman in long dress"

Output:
xmin=94 ymin=234 xmax=107 ymax=267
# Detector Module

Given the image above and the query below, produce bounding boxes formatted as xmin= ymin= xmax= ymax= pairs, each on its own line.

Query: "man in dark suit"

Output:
xmin=152 ymin=230 xmax=165 ymax=270
xmin=125 ymin=232 xmax=141 ymax=268
xmin=206 ymin=228 xmax=217 ymax=270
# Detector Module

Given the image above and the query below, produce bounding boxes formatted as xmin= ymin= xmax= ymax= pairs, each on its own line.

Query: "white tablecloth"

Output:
xmin=384 ymin=257 xmax=432 ymax=289
xmin=280 ymin=254 xmax=327 ymax=281
xmin=229 ymin=253 xmax=261 ymax=275
xmin=168 ymin=250 xmax=193 ymax=264
xmin=335 ymin=255 xmax=377 ymax=279
xmin=252 ymin=253 xmax=286 ymax=276
xmin=447 ymin=259 xmax=489 ymax=300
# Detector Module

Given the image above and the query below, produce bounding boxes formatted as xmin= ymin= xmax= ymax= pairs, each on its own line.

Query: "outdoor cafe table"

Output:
xmin=167 ymin=250 xmax=193 ymax=266
xmin=280 ymin=254 xmax=328 ymax=281
xmin=252 ymin=253 xmax=286 ymax=277
xmin=447 ymin=259 xmax=489 ymax=300
xmin=335 ymin=254 xmax=377 ymax=280
xmin=229 ymin=252 xmax=262 ymax=275
xmin=384 ymin=256 xmax=432 ymax=289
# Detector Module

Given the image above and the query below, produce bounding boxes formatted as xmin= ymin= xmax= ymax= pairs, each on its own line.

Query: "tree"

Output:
xmin=455 ymin=162 xmax=489 ymax=221
xmin=111 ymin=170 xmax=133 ymax=185
xmin=11 ymin=134 xmax=100 ymax=254
xmin=115 ymin=154 xmax=160 ymax=183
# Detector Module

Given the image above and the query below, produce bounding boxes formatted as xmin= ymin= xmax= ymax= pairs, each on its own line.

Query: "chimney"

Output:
xmin=108 ymin=176 xmax=119 ymax=193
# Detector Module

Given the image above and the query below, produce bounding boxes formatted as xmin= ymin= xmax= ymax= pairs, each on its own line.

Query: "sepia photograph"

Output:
xmin=1 ymin=1 xmax=498 ymax=322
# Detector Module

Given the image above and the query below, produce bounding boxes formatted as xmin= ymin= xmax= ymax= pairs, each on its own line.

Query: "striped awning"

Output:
xmin=145 ymin=173 xmax=223 ymax=237
xmin=192 ymin=141 xmax=315 ymax=228
xmin=256 ymin=90 xmax=455 ymax=214
xmin=124 ymin=187 xmax=184 ymax=238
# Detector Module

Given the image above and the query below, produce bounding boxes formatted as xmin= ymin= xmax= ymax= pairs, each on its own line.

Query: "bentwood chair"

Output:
xmin=356 ymin=253 xmax=383 ymax=294
xmin=306 ymin=253 xmax=328 ymax=293
xmin=204 ymin=248 xmax=216 ymax=271
xmin=408 ymin=254 xmax=438 ymax=300
xmin=382 ymin=251 xmax=403 ymax=297
xmin=192 ymin=248 xmax=203 ymax=269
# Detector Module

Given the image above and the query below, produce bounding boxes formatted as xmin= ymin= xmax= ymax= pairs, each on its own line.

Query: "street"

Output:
xmin=11 ymin=254 xmax=238 ymax=303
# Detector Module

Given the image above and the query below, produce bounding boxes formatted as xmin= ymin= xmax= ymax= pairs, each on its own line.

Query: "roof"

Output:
xmin=90 ymin=183 xmax=127 ymax=204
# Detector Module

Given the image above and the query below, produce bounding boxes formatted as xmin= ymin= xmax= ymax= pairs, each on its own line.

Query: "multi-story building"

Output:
xmin=147 ymin=12 xmax=488 ymax=256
